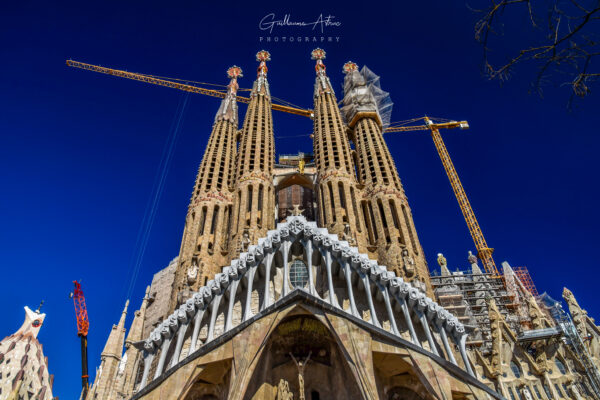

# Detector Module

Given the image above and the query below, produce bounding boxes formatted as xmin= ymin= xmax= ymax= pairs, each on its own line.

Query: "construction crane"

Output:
xmin=384 ymin=117 xmax=499 ymax=276
xmin=66 ymin=60 xmax=313 ymax=118
xmin=66 ymin=60 xmax=499 ymax=275
xmin=71 ymin=281 xmax=90 ymax=399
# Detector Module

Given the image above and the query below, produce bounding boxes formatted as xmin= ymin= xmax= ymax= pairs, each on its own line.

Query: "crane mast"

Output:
xmin=424 ymin=117 xmax=499 ymax=275
xmin=72 ymin=281 xmax=90 ymax=399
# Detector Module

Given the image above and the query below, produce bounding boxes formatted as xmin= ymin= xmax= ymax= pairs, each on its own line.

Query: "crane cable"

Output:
xmin=123 ymin=93 xmax=190 ymax=302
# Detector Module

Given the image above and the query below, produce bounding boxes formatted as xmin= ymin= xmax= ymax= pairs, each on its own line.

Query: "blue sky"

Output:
xmin=1 ymin=1 xmax=598 ymax=398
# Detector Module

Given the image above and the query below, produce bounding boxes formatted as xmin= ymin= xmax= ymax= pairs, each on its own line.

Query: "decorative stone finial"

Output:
xmin=227 ymin=65 xmax=243 ymax=79
xmin=437 ymin=253 xmax=447 ymax=268
xmin=311 ymin=48 xmax=326 ymax=60
xmin=468 ymin=251 xmax=482 ymax=274
xmin=343 ymin=61 xmax=358 ymax=74
xmin=256 ymin=50 xmax=270 ymax=76
xmin=312 ymin=48 xmax=327 ymax=76
xmin=35 ymin=300 xmax=44 ymax=313
xmin=256 ymin=50 xmax=271 ymax=62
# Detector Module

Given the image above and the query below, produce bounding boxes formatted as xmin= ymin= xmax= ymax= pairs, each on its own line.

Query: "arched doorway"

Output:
xmin=274 ymin=173 xmax=316 ymax=223
xmin=242 ymin=314 xmax=362 ymax=399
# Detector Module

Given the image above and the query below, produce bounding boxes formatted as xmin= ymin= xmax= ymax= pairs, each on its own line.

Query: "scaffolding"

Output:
xmin=513 ymin=266 xmax=539 ymax=297
xmin=431 ymin=265 xmax=524 ymax=354
xmin=538 ymin=293 xmax=600 ymax=399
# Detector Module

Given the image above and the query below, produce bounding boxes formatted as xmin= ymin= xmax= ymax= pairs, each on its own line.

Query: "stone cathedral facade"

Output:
xmin=87 ymin=50 xmax=600 ymax=400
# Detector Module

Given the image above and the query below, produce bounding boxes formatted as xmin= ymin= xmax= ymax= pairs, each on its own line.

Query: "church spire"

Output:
xmin=341 ymin=60 xmax=432 ymax=296
xmin=172 ymin=67 xmax=242 ymax=309
xmin=114 ymin=287 xmax=151 ymax=398
xmin=101 ymin=300 xmax=128 ymax=358
xmin=88 ymin=300 xmax=129 ymax=400
xmin=215 ymin=66 xmax=242 ymax=124
xmin=229 ymin=50 xmax=275 ymax=258
xmin=311 ymin=49 xmax=365 ymax=250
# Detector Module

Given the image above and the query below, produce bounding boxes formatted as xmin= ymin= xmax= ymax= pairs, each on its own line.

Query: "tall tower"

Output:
xmin=341 ymin=61 xmax=432 ymax=295
xmin=228 ymin=50 xmax=275 ymax=257
xmin=311 ymin=49 xmax=365 ymax=248
xmin=171 ymin=66 xmax=242 ymax=308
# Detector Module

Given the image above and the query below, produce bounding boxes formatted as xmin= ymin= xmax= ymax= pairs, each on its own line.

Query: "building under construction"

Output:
xmin=431 ymin=253 xmax=533 ymax=354
xmin=63 ymin=50 xmax=600 ymax=399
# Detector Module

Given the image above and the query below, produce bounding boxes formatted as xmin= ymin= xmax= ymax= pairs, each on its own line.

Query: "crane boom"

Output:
xmin=423 ymin=118 xmax=499 ymax=275
xmin=72 ymin=281 xmax=90 ymax=399
xmin=66 ymin=60 xmax=313 ymax=117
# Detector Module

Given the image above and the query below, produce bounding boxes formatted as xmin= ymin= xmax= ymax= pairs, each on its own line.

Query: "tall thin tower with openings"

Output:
xmin=311 ymin=49 xmax=365 ymax=250
xmin=171 ymin=66 xmax=242 ymax=309
xmin=341 ymin=61 xmax=431 ymax=295
xmin=228 ymin=50 xmax=276 ymax=258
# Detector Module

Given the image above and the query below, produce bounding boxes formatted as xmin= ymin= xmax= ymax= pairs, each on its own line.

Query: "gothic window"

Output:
xmin=247 ymin=186 xmax=253 ymax=212
xmin=554 ymin=358 xmax=567 ymax=374
xmin=200 ymin=207 xmax=208 ymax=236
xmin=289 ymin=260 xmax=309 ymax=288
xmin=338 ymin=182 xmax=346 ymax=209
xmin=533 ymin=385 xmax=542 ymax=399
xmin=510 ymin=361 xmax=522 ymax=378
xmin=328 ymin=182 xmax=336 ymax=223
xmin=508 ymin=388 xmax=516 ymax=400
xmin=351 ymin=187 xmax=361 ymax=232
xmin=210 ymin=206 xmax=219 ymax=235
xmin=368 ymin=202 xmax=378 ymax=241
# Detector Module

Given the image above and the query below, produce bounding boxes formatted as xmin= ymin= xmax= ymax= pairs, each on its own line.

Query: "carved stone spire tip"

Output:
xmin=311 ymin=48 xmax=326 ymax=60
xmin=343 ymin=61 xmax=358 ymax=74
xmin=227 ymin=65 xmax=243 ymax=79
xmin=256 ymin=50 xmax=271 ymax=62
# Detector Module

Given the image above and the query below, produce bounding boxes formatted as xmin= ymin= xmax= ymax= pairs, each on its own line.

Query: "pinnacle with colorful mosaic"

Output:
xmin=343 ymin=61 xmax=358 ymax=74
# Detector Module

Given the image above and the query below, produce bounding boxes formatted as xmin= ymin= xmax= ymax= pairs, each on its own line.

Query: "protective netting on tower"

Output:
xmin=341 ymin=65 xmax=393 ymax=130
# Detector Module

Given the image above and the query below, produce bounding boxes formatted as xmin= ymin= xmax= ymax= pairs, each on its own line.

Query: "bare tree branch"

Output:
xmin=471 ymin=0 xmax=600 ymax=105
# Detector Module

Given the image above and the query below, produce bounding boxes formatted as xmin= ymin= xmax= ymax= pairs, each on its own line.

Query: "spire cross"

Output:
xmin=256 ymin=50 xmax=271 ymax=77
xmin=343 ymin=61 xmax=358 ymax=74
xmin=311 ymin=48 xmax=327 ymax=75
xmin=226 ymin=66 xmax=243 ymax=95
xmin=35 ymin=300 xmax=44 ymax=313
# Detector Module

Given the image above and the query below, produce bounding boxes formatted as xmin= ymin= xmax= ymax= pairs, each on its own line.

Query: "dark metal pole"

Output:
xmin=80 ymin=334 xmax=89 ymax=399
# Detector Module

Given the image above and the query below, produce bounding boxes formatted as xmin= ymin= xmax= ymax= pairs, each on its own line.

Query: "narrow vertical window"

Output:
xmin=258 ymin=185 xmax=264 ymax=211
xmin=210 ymin=206 xmax=219 ymax=234
xmin=338 ymin=182 xmax=346 ymax=209
xmin=200 ymin=206 xmax=208 ymax=235
xmin=320 ymin=186 xmax=327 ymax=225
xmin=351 ymin=187 xmax=361 ymax=232
xmin=402 ymin=205 xmax=418 ymax=254
xmin=328 ymin=182 xmax=336 ymax=222
xmin=362 ymin=201 xmax=374 ymax=245
xmin=368 ymin=202 xmax=378 ymax=241
xmin=247 ymin=185 xmax=253 ymax=212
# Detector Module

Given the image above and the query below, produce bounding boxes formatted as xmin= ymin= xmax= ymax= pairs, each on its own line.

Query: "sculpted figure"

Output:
xmin=402 ymin=248 xmax=416 ymax=278
xmin=290 ymin=352 xmax=311 ymax=400
xmin=187 ymin=263 xmax=198 ymax=285
xmin=277 ymin=379 xmax=293 ymax=400
xmin=342 ymin=223 xmax=356 ymax=245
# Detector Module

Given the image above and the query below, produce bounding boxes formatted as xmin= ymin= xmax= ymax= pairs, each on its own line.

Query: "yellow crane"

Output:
xmin=385 ymin=118 xmax=499 ymax=276
xmin=65 ymin=60 xmax=313 ymax=118
xmin=66 ymin=60 xmax=499 ymax=275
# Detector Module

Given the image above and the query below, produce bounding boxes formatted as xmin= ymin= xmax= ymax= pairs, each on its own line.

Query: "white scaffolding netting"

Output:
xmin=341 ymin=65 xmax=393 ymax=130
